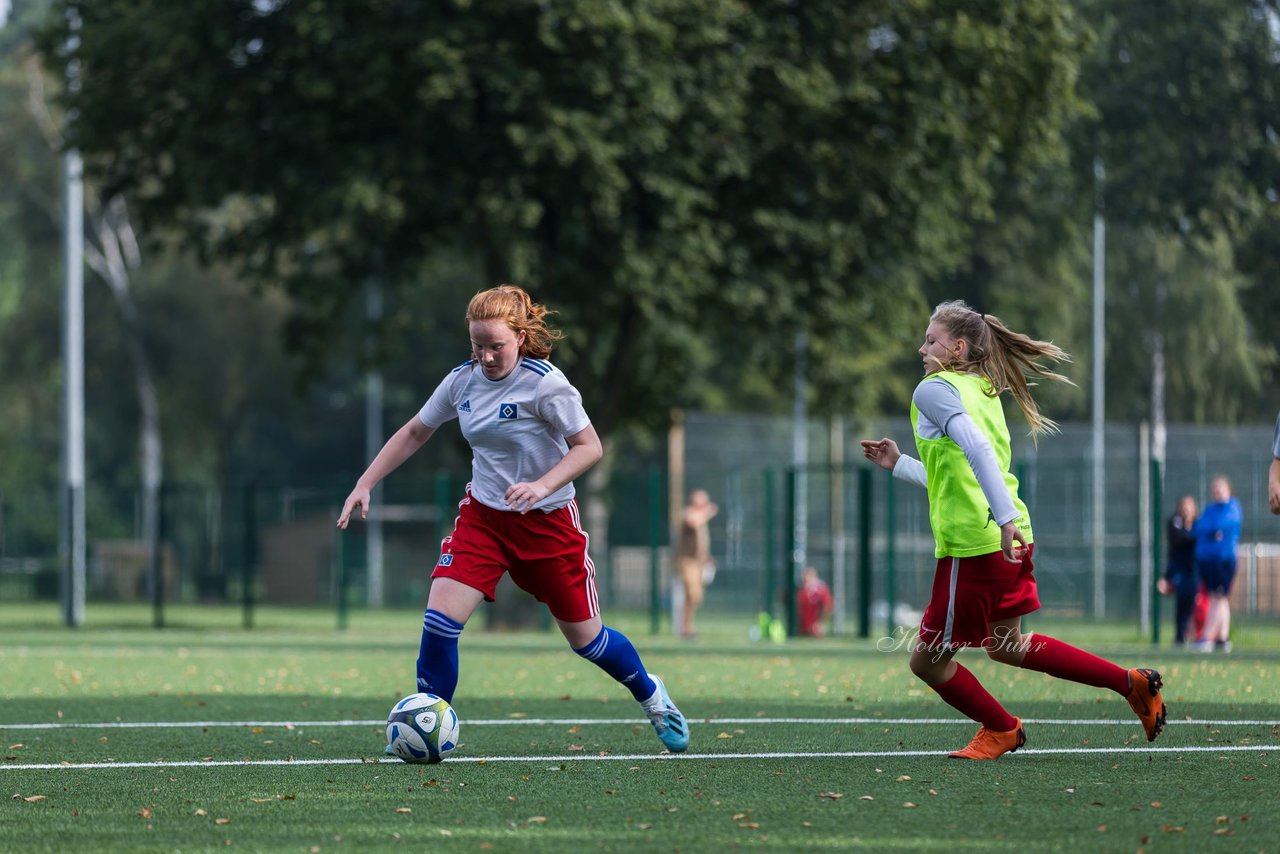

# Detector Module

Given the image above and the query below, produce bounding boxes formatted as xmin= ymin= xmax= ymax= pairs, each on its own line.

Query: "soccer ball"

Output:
xmin=385 ymin=693 xmax=460 ymax=764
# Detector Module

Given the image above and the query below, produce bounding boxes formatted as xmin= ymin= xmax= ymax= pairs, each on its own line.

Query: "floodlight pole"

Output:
xmin=60 ymin=5 xmax=86 ymax=628
xmin=1091 ymin=158 xmax=1107 ymax=620
xmin=61 ymin=150 xmax=86 ymax=627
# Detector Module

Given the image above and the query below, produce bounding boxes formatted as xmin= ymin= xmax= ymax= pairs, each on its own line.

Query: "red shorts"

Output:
xmin=432 ymin=490 xmax=600 ymax=623
xmin=917 ymin=545 xmax=1040 ymax=649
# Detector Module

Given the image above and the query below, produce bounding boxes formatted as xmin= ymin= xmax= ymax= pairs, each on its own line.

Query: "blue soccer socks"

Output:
xmin=574 ymin=625 xmax=655 ymax=702
xmin=574 ymin=626 xmax=690 ymax=752
xmin=416 ymin=609 xmax=464 ymax=703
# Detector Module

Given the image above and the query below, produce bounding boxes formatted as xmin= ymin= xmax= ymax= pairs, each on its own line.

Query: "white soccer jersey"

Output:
xmin=417 ymin=357 xmax=592 ymax=512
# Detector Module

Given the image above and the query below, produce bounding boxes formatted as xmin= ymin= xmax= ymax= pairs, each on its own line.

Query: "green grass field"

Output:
xmin=2 ymin=603 xmax=1278 ymax=852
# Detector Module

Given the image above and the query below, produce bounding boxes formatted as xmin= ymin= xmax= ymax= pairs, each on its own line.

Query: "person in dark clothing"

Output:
xmin=1157 ymin=495 xmax=1198 ymax=645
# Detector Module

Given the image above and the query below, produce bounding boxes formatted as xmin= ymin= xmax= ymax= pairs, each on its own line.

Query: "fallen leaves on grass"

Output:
xmin=817 ymin=792 xmax=843 ymax=801
xmin=395 ymin=808 xmax=411 ymax=814
xmin=13 ymin=794 xmax=46 ymax=803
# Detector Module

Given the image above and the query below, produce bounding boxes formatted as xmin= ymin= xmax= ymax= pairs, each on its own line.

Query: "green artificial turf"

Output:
xmin=1 ymin=603 xmax=1277 ymax=852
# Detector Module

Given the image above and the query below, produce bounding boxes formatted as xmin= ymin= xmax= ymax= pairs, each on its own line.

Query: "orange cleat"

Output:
xmin=1126 ymin=668 xmax=1167 ymax=742
xmin=948 ymin=718 xmax=1025 ymax=760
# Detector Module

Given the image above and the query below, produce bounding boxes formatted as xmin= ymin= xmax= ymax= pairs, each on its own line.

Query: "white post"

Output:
xmin=1138 ymin=422 xmax=1151 ymax=636
xmin=1247 ymin=544 xmax=1259 ymax=618
xmin=365 ymin=280 xmax=384 ymax=606
xmin=792 ymin=332 xmax=808 ymax=621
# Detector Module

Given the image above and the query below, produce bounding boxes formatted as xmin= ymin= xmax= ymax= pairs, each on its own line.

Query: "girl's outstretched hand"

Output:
xmin=860 ymin=438 xmax=901 ymax=472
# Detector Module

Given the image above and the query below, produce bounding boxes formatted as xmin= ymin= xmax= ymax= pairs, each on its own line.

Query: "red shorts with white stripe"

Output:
xmin=917 ymin=544 xmax=1041 ymax=649
xmin=431 ymin=490 xmax=599 ymax=623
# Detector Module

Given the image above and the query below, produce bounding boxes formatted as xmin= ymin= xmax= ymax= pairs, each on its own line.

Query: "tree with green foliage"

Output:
xmin=939 ymin=0 xmax=1280 ymax=426
xmin=3 ymin=1 xmax=367 ymax=589
xmin=1078 ymin=0 xmax=1280 ymax=423
xmin=36 ymin=0 xmax=1087 ymax=434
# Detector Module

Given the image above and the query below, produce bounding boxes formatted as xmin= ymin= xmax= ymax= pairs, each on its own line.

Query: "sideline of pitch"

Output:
xmin=1 ymin=716 xmax=1276 ymax=730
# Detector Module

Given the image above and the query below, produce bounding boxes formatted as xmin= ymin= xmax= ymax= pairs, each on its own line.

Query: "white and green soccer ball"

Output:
xmin=385 ymin=693 xmax=460 ymax=764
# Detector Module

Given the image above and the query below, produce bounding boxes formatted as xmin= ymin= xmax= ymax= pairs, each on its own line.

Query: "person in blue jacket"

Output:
xmin=1157 ymin=495 xmax=1198 ymax=646
xmin=1193 ymin=476 xmax=1242 ymax=652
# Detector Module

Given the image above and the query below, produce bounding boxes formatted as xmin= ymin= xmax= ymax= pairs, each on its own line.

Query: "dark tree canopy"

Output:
xmin=38 ymin=0 xmax=1085 ymax=434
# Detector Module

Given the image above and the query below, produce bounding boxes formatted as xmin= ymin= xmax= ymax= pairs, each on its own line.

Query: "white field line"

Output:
xmin=0 ymin=716 xmax=1276 ymax=731
xmin=3 ymin=744 xmax=1280 ymax=772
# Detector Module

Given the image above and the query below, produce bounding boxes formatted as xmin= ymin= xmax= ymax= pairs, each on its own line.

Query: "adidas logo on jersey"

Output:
xmin=458 ymin=400 xmax=471 ymax=413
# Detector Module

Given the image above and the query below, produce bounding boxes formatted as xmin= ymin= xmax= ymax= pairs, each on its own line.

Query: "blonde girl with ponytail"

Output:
xmin=861 ymin=300 xmax=1166 ymax=760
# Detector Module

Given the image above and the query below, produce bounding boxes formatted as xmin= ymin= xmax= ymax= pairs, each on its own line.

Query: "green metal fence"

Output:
xmin=4 ymin=417 xmax=1278 ymax=638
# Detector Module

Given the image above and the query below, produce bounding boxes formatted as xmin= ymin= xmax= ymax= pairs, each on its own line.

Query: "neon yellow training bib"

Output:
xmin=910 ymin=371 xmax=1032 ymax=558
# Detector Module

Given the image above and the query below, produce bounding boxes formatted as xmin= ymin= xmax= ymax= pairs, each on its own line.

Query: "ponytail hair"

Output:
xmin=465 ymin=284 xmax=564 ymax=359
xmin=930 ymin=300 xmax=1074 ymax=436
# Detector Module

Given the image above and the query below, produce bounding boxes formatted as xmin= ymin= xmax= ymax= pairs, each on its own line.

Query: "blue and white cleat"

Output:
xmin=643 ymin=674 xmax=689 ymax=753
